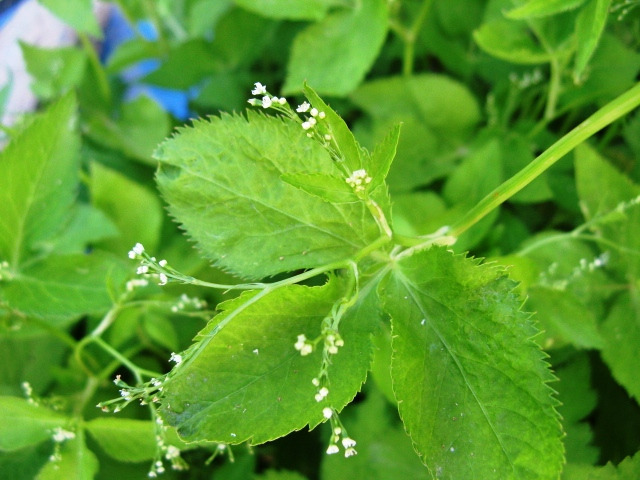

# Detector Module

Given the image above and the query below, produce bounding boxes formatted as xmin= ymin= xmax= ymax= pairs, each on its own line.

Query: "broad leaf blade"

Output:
xmin=284 ymin=0 xmax=388 ymax=96
xmin=0 ymin=93 xmax=79 ymax=268
xmin=0 ymin=396 xmax=67 ymax=451
xmin=574 ymin=0 xmax=612 ymax=82
xmin=154 ymin=111 xmax=379 ymax=279
xmin=381 ymin=247 xmax=563 ymax=479
xmin=85 ymin=418 xmax=157 ymax=462
xmin=36 ymin=432 xmax=98 ymax=480
xmin=159 ymin=279 xmax=377 ymax=445
xmin=368 ymin=123 xmax=401 ymax=191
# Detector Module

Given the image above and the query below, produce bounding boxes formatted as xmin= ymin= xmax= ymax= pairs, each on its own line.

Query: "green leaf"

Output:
xmin=38 ymin=0 xmax=101 ymax=36
xmin=281 ymin=173 xmax=358 ymax=204
xmin=105 ymin=38 xmax=162 ymax=75
xmin=256 ymin=470 xmax=309 ymax=480
xmin=526 ymin=287 xmax=604 ymax=350
xmin=1 ymin=252 xmax=129 ymax=326
xmin=20 ymin=43 xmax=87 ymax=100
xmin=0 ymin=93 xmax=79 ymax=268
xmin=155 ymin=111 xmax=380 ymax=280
xmin=159 ymin=279 xmax=377 ymax=445
xmin=380 ymin=247 xmax=563 ymax=479
xmin=321 ymin=388 xmax=428 ymax=479
xmin=574 ymin=0 xmax=612 ymax=82
xmin=142 ymin=313 xmax=179 ymax=352
xmin=303 ymin=84 xmax=364 ymax=172
xmin=85 ymin=95 xmax=171 ymax=164
xmin=506 ymin=0 xmax=587 ymax=19
xmin=350 ymin=75 xmax=480 ymax=191
xmin=0 ymin=396 xmax=67 ymax=451
xmin=599 ymin=293 xmax=640 ymax=402
xmin=284 ymin=0 xmax=388 ymax=96
xmin=36 ymin=431 xmax=98 ymax=480
xmin=368 ymin=123 xmax=401 ymax=191
xmin=90 ymin=162 xmax=163 ymax=255
xmin=48 ymin=204 xmax=119 ymax=256
xmin=563 ymin=450 xmax=640 ymax=479
xmin=474 ymin=19 xmax=552 ymax=64
xmin=235 ymin=0 xmax=336 ymax=20
xmin=85 ymin=418 xmax=156 ymax=462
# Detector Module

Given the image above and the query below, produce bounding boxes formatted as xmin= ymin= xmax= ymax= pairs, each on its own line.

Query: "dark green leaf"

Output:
xmin=381 ymin=247 xmax=563 ymax=479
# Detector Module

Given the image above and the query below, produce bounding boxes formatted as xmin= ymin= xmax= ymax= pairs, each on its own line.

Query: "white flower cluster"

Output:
xmin=127 ymin=243 xmax=171 ymax=287
xmin=326 ymin=429 xmax=357 ymax=458
xmin=247 ymin=82 xmax=286 ymax=109
xmin=169 ymin=352 xmax=183 ymax=365
xmin=294 ymin=334 xmax=313 ymax=356
xmin=171 ymin=293 xmax=207 ymax=313
xmin=298 ymin=103 xmax=326 ymax=131
xmin=52 ymin=427 xmax=76 ymax=443
xmin=345 ymin=169 xmax=372 ymax=193
xmin=324 ymin=332 xmax=344 ymax=355
xmin=508 ymin=69 xmax=543 ymax=89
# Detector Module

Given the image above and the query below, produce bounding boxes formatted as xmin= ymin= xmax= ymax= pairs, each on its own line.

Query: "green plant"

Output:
xmin=1 ymin=1 xmax=640 ymax=479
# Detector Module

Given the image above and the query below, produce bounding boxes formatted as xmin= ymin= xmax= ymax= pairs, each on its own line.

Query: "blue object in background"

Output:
xmin=0 ymin=0 xmax=25 ymax=28
xmin=102 ymin=8 xmax=194 ymax=120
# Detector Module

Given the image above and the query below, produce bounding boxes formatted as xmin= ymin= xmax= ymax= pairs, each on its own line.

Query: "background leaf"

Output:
xmin=0 ymin=397 xmax=67 ymax=451
xmin=85 ymin=418 xmax=156 ymax=462
xmin=36 ymin=431 xmax=98 ymax=480
xmin=0 ymin=93 xmax=79 ymax=268
xmin=381 ymin=247 xmax=563 ymax=479
xmin=283 ymin=0 xmax=388 ymax=96
xmin=155 ymin=111 xmax=380 ymax=279
xmin=574 ymin=0 xmax=612 ymax=82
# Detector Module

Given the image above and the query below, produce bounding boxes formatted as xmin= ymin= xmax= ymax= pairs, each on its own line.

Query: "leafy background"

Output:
xmin=1 ymin=0 xmax=640 ymax=478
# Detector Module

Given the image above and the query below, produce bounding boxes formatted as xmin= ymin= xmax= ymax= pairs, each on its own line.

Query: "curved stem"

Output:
xmin=448 ymin=82 xmax=640 ymax=239
xmin=402 ymin=0 xmax=433 ymax=76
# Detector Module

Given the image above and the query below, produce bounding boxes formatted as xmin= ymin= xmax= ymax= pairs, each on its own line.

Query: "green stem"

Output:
xmin=448 ymin=82 xmax=640 ymax=239
xmin=402 ymin=0 xmax=432 ymax=76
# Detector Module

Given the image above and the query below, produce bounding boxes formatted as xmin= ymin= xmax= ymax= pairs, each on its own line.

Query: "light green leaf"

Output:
xmin=507 ymin=0 xmax=587 ymax=19
xmin=85 ymin=418 xmax=156 ymax=462
xmin=20 ymin=43 xmax=87 ymax=100
xmin=368 ymin=124 xmax=401 ymax=191
xmin=0 ymin=93 xmax=79 ymax=268
xmin=85 ymin=95 xmax=171 ymax=164
xmin=91 ymin=162 xmax=163 ymax=255
xmin=303 ymin=83 xmax=363 ymax=172
xmin=48 ymin=204 xmax=119 ymax=255
xmin=474 ymin=19 xmax=552 ymax=64
xmin=381 ymin=247 xmax=563 ymax=479
xmin=159 ymin=279 xmax=377 ymax=445
xmin=105 ymin=38 xmax=162 ymax=74
xmin=38 ymin=0 xmax=101 ymax=36
xmin=281 ymin=173 xmax=358 ymax=204
xmin=599 ymin=293 xmax=640 ymax=402
xmin=0 ymin=396 xmax=67 ymax=451
xmin=36 ymin=431 xmax=99 ymax=480
xmin=526 ymin=287 xmax=604 ymax=350
xmin=155 ymin=111 xmax=380 ymax=280
xmin=0 ymin=252 xmax=129 ymax=326
xmin=235 ymin=0 xmax=337 ymax=20
xmin=563 ymin=450 xmax=640 ymax=479
xmin=574 ymin=0 xmax=612 ymax=82
xmin=284 ymin=0 xmax=388 ymax=96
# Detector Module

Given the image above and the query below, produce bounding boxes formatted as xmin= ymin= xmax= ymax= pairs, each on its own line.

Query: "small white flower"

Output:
xmin=326 ymin=444 xmax=340 ymax=455
xmin=169 ymin=352 xmax=183 ymax=364
xmin=302 ymin=121 xmax=313 ymax=130
xmin=158 ymin=259 xmax=167 ymax=267
xmin=261 ymin=96 xmax=272 ymax=108
xmin=278 ymin=97 xmax=287 ymax=105
xmin=322 ymin=407 xmax=333 ymax=419
xmin=311 ymin=377 xmax=320 ymax=387
xmin=158 ymin=273 xmax=168 ymax=286
xmin=296 ymin=101 xmax=310 ymax=113
xmin=318 ymin=111 xmax=326 ymax=119
xmin=333 ymin=427 xmax=342 ymax=435
xmin=342 ymin=437 xmax=356 ymax=448
xmin=300 ymin=344 xmax=313 ymax=356
xmin=344 ymin=447 xmax=357 ymax=458
xmin=251 ymin=82 xmax=267 ymax=95
xmin=310 ymin=107 xmax=319 ymax=117
xmin=324 ymin=134 xmax=331 ymax=140
xmin=137 ymin=265 xmax=149 ymax=275
xmin=52 ymin=427 xmax=76 ymax=443
xmin=247 ymin=98 xmax=259 ymax=106
xmin=328 ymin=345 xmax=338 ymax=355
xmin=165 ymin=445 xmax=180 ymax=460
xmin=128 ymin=243 xmax=145 ymax=258
xmin=308 ymin=117 xmax=317 ymax=126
